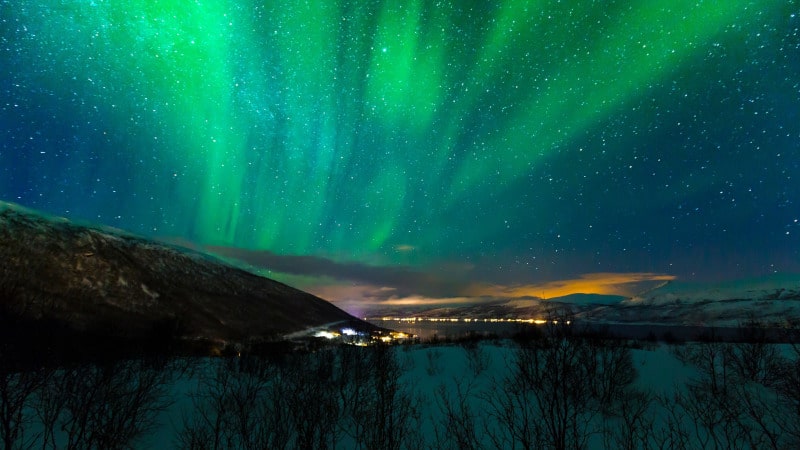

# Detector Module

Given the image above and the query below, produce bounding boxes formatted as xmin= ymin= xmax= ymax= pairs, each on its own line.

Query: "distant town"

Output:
xmin=370 ymin=316 xmax=550 ymax=325
xmin=287 ymin=316 xmax=566 ymax=347
xmin=312 ymin=327 xmax=413 ymax=346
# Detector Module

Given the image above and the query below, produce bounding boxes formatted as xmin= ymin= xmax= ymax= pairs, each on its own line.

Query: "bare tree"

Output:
xmin=284 ymin=350 xmax=341 ymax=450
xmin=176 ymin=357 xmax=292 ymax=450
xmin=177 ymin=358 xmax=238 ymax=450
xmin=0 ymin=287 xmax=52 ymax=450
xmin=335 ymin=345 xmax=374 ymax=447
xmin=463 ymin=341 xmax=490 ymax=376
xmin=179 ymin=344 xmax=422 ymax=450
xmin=434 ymin=377 xmax=484 ymax=450
xmin=667 ymin=328 xmax=791 ymax=450
xmin=350 ymin=344 xmax=421 ymax=450
xmin=584 ymin=332 xmax=636 ymax=409
xmin=425 ymin=348 xmax=442 ymax=376
xmin=40 ymin=358 xmax=177 ymax=450
xmin=483 ymin=310 xmax=638 ymax=450
xmin=481 ymin=361 xmax=541 ymax=450
xmin=652 ymin=392 xmax=691 ymax=450
xmin=772 ymin=329 xmax=800 ymax=446
xmin=0 ymin=365 xmax=49 ymax=450
xmin=601 ymin=388 xmax=655 ymax=450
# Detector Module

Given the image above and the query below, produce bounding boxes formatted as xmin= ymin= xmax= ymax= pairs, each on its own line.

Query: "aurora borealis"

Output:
xmin=2 ymin=1 xmax=799 ymax=309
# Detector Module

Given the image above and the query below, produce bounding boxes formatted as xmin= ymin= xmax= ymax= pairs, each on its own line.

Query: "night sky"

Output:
xmin=2 ymin=1 xmax=799 ymax=312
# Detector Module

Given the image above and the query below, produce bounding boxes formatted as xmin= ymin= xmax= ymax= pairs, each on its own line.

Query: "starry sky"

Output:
xmin=1 ymin=1 xmax=799 ymax=312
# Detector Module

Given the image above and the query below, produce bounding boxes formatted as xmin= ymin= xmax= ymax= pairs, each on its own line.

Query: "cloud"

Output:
xmin=207 ymin=246 xmax=675 ymax=311
xmin=206 ymin=246 xmax=465 ymax=298
xmin=466 ymin=272 xmax=676 ymax=299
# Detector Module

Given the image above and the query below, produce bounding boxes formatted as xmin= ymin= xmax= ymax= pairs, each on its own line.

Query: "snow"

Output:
xmin=9 ymin=338 xmax=799 ymax=449
xmin=139 ymin=342 xmax=699 ymax=448
xmin=627 ymin=274 xmax=800 ymax=306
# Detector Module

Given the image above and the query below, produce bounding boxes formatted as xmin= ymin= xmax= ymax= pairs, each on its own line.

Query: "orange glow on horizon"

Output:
xmin=293 ymin=271 xmax=677 ymax=311
xmin=466 ymin=272 xmax=676 ymax=299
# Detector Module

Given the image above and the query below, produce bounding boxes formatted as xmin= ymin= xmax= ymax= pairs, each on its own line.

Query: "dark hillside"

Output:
xmin=0 ymin=202 xmax=375 ymax=360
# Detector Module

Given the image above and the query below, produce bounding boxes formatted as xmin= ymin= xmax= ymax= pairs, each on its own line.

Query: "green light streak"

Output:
xmin=263 ymin=0 xmax=340 ymax=251
xmin=363 ymin=165 xmax=407 ymax=250
xmin=367 ymin=0 xmax=447 ymax=132
xmin=450 ymin=0 xmax=772 ymax=196
xmin=6 ymin=0 xmax=793 ymax=266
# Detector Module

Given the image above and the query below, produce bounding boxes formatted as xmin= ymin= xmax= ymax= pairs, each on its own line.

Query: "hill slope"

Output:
xmin=0 ymin=202 xmax=373 ymax=356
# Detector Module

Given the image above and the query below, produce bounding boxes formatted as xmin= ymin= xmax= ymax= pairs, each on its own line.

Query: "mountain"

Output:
xmin=0 ymin=201 xmax=376 ymax=358
xmin=626 ymin=275 xmax=800 ymax=305
xmin=365 ymin=276 xmax=800 ymax=329
xmin=599 ymin=275 xmax=800 ymax=326
xmin=520 ymin=276 xmax=800 ymax=327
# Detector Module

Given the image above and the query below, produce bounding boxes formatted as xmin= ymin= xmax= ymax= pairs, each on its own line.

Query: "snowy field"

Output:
xmin=3 ymin=324 xmax=799 ymax=449
xmin=3 ymin=302 xmax=799 ymax=450
xmin=115 ymin=337 xmax=800 ymax=448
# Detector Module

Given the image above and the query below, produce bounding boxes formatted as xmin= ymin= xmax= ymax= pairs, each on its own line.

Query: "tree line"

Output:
xmin=2 ymin=311 xmax=800 ymax=449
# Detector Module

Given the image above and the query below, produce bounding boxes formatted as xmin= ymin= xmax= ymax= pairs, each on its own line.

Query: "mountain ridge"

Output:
xmin=362 ymin=274 xmax=800 ymax=329
xmin=0 ymin=201 xmax=375 ymax=357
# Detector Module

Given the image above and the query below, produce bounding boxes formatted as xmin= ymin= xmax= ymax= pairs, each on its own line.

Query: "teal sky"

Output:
xmin=1 ymin=1 xmax=799 ymax=309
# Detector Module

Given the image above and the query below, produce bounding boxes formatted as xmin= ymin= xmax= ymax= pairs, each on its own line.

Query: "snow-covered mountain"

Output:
xmin=368 ymin=275 xmax=800 ymax=329
xmin=530 ymin=275 xmax=800 ymax=327
xmin=626 ymin=275 xmax=800 ymax=305
xmin=589 ymin=274 xmax=800 ymax=327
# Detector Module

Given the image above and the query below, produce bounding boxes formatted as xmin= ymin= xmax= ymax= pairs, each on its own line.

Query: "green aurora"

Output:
xmin=1 ymin=1 xmax=799 ymax=301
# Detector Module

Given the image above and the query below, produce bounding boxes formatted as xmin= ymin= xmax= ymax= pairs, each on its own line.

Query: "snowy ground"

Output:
xmin=8 ymin=322 xmax=797 ymax=448
xmin=129 ymin=337 xmax=796 ymax=449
